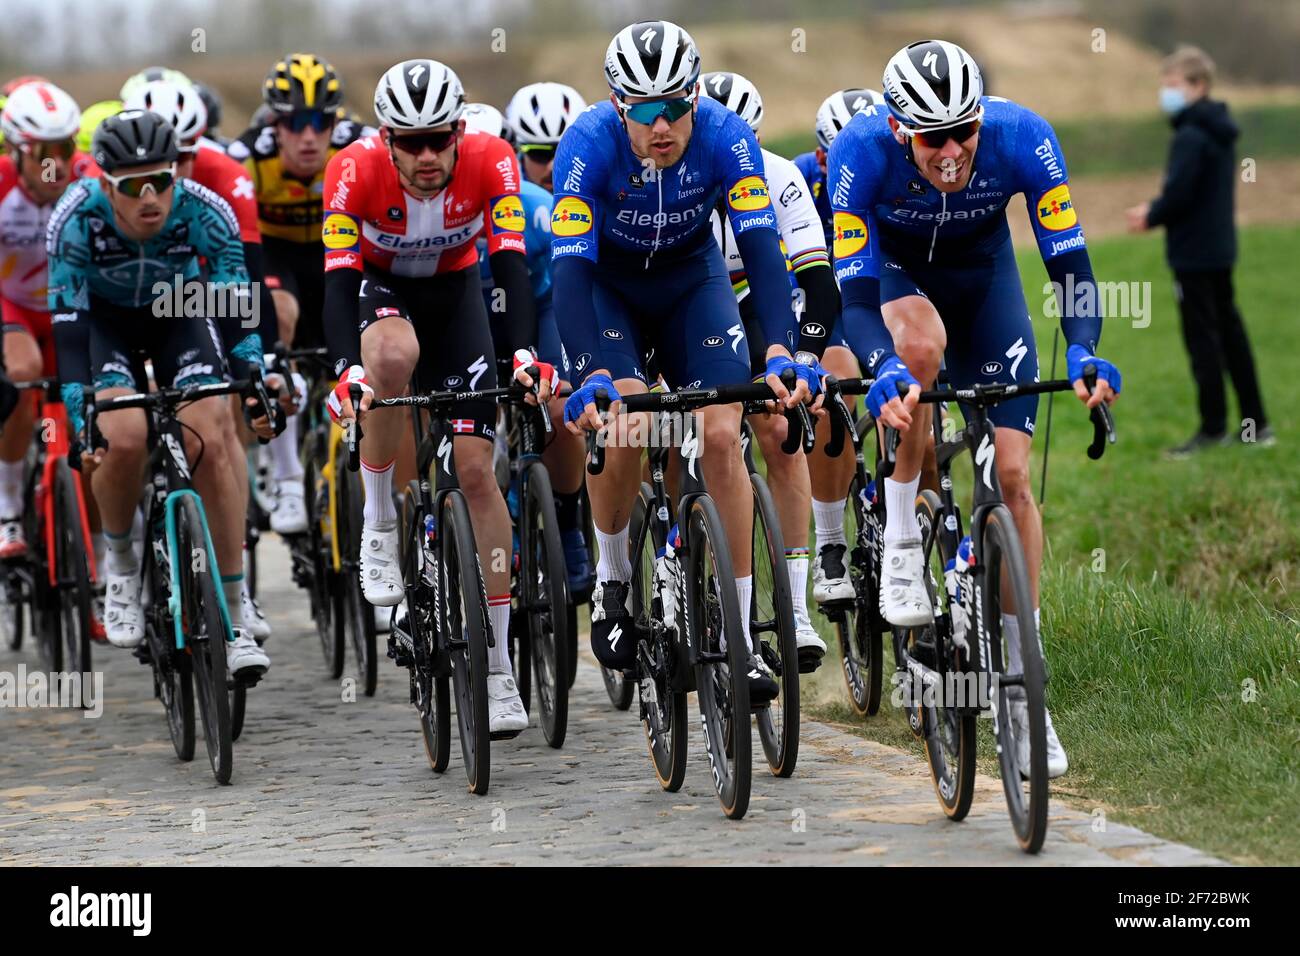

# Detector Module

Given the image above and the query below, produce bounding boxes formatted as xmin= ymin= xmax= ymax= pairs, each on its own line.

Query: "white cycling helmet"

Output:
xmin=604 ymin=20 xmax=701 ymax=98
xmin=506 ymin=82 xmax=586 ymax=145
xmin=1 ymin=81 xmax=81 ymax=147
xmin=883 ymin=39 xmax=983 ymax=129
xmin=461 ymin=102 xmax=504 ymax=138
xmin=814 ymin=88 xmax=884 ymax=151
xmin=699 ymin=71 xmax=763 ymax=132
xmin=374 ymin=59 xmax=465 ymax=130
xmin=120 ymin=66 xmax=193 ymax=102
xmin=124 ymin=79 xmax=208 ymax=147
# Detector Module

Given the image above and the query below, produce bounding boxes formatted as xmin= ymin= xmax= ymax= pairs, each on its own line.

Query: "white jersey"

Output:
xmin=710 ymin=147 xmax=828 ymax=301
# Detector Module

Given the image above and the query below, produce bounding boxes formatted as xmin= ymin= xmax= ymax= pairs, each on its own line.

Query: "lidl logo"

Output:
xmin=551 ymin=197 xmax=594 ymax=237
xmin=490 ymin=195 xmax=525 ymax=234
xmin=832 ymin=211 xmax=868 ymax=259
xmin=1036 ymin=184 xmax=1077 ymax=232
xmin=727 ymin=176 xmax=770 ymax=212
xmin=321 ymin=213 xmax=359 ymax=250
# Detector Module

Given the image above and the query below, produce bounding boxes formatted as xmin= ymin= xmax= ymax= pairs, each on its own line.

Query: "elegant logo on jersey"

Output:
xmin=322 ymin=213 xmax=359 ymax=250
xmin=1036 ymin=185 xmax=1077 ymax=232
xmin=832 ymin=212 xmax=868 ymax=258
xmin=551 ymin=197 xmax=593 ymax=237
xmin=727 ymin=176 xmax=770 ymax=212
xmin=490 ymin=195 xmax=526 ymax=234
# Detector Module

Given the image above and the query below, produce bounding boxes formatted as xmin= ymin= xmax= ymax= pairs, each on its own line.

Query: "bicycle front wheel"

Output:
xmin=750 ymin=472 xmax=799 ymax=778
xmin=441 ymin=489 xmax=491 ymax=795
xmin=53 ymin=459 xmax=93 ymax=704
xmin=835 ymin=474 xmax=883 ymax=716
xmin=176 ymin=494 xmax=232 ymax=785
xmin=305 ymin=453 xmax=343 ymax=677
xmin=687 ymin=494 xmax=750 ymax=820
xmin=403 ymin=482 xmax=451 ymax=774
xmin=981 ymin=504 xmax=1048 ymax=853
xmin=521 ymin=462 xmax=569 ymax=748
xmin=337 ymin=455 xmax=377 ymax=697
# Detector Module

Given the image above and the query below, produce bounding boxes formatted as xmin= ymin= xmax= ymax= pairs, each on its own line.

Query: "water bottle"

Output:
xmin=655 ymin=523 xmax=682 ymax=630
xmin=424 ymin=513 xmax=437 ymax=544
xmin=955 ymin=535 xmax=975 ymax=571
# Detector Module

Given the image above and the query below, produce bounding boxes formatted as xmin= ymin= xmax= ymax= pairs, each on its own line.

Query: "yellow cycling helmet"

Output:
xmin=77 ymin=99 xmax=124 ymax=154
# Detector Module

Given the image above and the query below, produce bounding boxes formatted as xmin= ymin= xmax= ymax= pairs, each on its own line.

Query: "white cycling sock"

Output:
xmin=361 ymin=458 xmax=397 ymax=525
xmin=222 ymin=574 xmax=245 ymax=630
xmin=735 ymin=575 xmax=753 ymax=649
xmin=270 ymin=413 xmax=303 ymax=482
xmin=812 ymin=497 xmax=847 ymax=551
xmin=105 ymin=529 xmax=138 ymax=576
xmin=786 ymin=549 xmax=810 ymax=622
xmin=0 ymin=459 xmax=22 ymax=517
xmin=883 ymin=475 xmax=922 ymax=546
xmin=1001 ymin=608 xmax=1042 ymax=682
xmin=595 ymin=525 xmax=631 ymax=583
xmin=92 ymin=532 xmax=108 ymax=579
xmin=487 ymin=594 xmax=512 ymax=674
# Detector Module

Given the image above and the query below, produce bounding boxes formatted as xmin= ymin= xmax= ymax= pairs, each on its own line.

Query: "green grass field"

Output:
xmin=801 ymin=222 xmax=1300 ymax=864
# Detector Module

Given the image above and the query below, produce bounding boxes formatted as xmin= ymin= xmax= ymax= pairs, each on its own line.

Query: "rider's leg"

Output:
xmin=699 ymin=401 xmax=752 ymax=632
xmin=0 ymin=328 xmax=42 ymax=554
xmin=92 ymin=391 xmax=149 ymax=645
xmin=807 ymin=344 xmax=860 ymax=602
xmin=751 ymin=410 xmax=813 ymax=613
xmin=544 ymin=382 xmax=590 ymax=588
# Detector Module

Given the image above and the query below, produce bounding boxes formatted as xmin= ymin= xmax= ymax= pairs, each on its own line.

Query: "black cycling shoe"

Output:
xmin=590 ymin=580 xmax=635 ymax=670
xmin=746 ymin=653 xmax=780 ymax=706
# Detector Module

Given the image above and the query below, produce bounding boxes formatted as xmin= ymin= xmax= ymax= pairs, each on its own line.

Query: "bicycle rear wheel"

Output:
xmin=632 ymin=482 xmax=687 ymax=791
xmin=337 ymin=456 xmax=377 ymax=697
xmin=687 ymin=494 xmax=751 ymax=820
xmin=981 ymin=504 xmax=1048 ymax=853
xmin=1 ymin=566 xmax=23 ymax=650
xmin=521 ymin=462 xmax=569 ymax=748
xmin=750 ymin=472 xmax=799 ymax=778
xmin=911 ymin=489 xmax=977 ymax=820
xmin=441 ymin=489 xmax=491 ymax=795
xmin=53 ymin=460 xmax=93 ymax=704
xmin=177 ymin=494 xmax=232 ymax=785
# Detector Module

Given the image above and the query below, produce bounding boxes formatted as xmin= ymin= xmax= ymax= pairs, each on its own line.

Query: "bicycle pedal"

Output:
xmin=232 ymin=669 xmax=264 ymax=688
xmin=489 ymin=729 xmax=524 ymax=742
xmin=816 ymin=597 xmax=855 ymax=613
xmin=749 ymin=699 xmax=771 ymax=712
xmin=797 ymin=648 xmax=825 ymax=674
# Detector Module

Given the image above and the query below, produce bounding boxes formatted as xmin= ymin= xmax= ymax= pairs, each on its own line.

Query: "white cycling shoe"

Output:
xmin=270 ymin=481 xmax=308 ymax=535
xmin=879 ymin=540 xmax=933 ymax=627
xmin=1010 ymin=696 xmax=1069 ymax=779
xmin=795 ymin=612 xmax=827 ymax=659
xmin=241 ymin=584 xmax=271 ymax=643
xmin=812 ymin=543 xmax=855 ymax=603
xmin=487 ymin=672 xmax=529 ymax=734
xmin=360 ymin=520 xmax=403 ymax=607
xmin=227 ymin=627 xmax=270 ymax=679
xmin=103 ymin=569 xmax=146 ymax=648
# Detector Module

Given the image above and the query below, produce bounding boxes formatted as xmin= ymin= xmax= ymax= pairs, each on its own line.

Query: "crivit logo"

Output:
xmin=1034 ymin=138 xmax=1064 ymax=181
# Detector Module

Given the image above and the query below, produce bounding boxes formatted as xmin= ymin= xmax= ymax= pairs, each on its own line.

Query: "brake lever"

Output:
xmin=777 ymin=367 xmax=814 ymax=455
xmin=527 ymin=364 xmax=554 ymax=437
xmin=346 ymin=382 xmax=364 ymax=472
xmin=823 ymin=376 xmax=851 ymax=459
xmin=1082 ymin=364 xmax=1116 ymax=460
xmin=585 ymin=388 xmax=609 ymax=476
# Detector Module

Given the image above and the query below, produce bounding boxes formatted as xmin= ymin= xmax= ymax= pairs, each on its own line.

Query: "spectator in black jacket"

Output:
xmin=1126 ymin=46 xmax=1272 ymax=458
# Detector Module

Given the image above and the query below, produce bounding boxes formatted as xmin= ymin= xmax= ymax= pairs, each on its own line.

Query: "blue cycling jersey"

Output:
xmin=829 ymin=95 xmax=1102 ymax=372
xmin=478 ymin=178 xmax=553 ymax=301
xmin=550 ymin=97 xmax=793 ymax=381
xmin=792 ymin=151 xmax=832 ymax=248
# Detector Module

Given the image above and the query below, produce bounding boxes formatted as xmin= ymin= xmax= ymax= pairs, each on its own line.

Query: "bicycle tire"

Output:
xmin=750 ymin=472 xmax=800 ymax=778
xmin=305 ymin=454 xmax=343 ymax=677
xmin=441 ymin=489 xmax=491 ymax=795
xmin=53 ymin=460 xmax=93 ymax=706
xmin=687 ymin=494 xmax=751 ymax=820
xmin=835 ymin=473 xmax=884 ymax=717
xmin=149 ymin=609 xmax=195 ymax=762
xmin=230 ymin=683 xmax=246 ymax=741
xmin=521 ymin=461 xmax=569 ymax=748
xmin=1 ymin=568 xmax=23 ymax=650
xmin=981 ymin=504 xmax=1049 ymax=853
xmin=911 ymin=489 xmax=977 ymax=820
xmin=177 ymin=494 xmax=232 ymax=785
xmin=32 ymin=490 xmax=62 ymax=674
xmin=631 ymin=482 xmax=686 ymax=791
xmin=337 ymin=459 xmax=377 ymax=697
xmin=403 ymin=481 xmax=451 ymax=774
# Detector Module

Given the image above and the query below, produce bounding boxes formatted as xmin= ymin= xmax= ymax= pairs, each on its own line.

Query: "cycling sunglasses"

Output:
xmin=26 ymin=138 xmax=77 ymax=162
xmin=617 ymin=91 xmax=696 ymax=126
xmin=278 ymin=109 xmax=334 ymax=133
xmin=519 ymin=143 xmax=557 ymax=163
xmin=898 ymin=110 xmax=983 ymax=149
xmin=103 ymin=164 xmax=177 ymax=198
xmin=389 ymin=129 xmax=458 ymax=155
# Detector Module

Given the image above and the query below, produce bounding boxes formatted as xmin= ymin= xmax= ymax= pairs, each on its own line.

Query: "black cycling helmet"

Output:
xmin=263 ymin=53 xmax=344 ymax=115
xmin=92 ymin=109 xmax=179 ymax=173
xmin=192 ymin=81 xmax=222 ymax=131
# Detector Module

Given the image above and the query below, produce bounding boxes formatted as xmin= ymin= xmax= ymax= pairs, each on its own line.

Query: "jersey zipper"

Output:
xmin=646 ymin=171 xmax=664 ymax=269
xmin=928 ymin=190 xmax=946 ymax=263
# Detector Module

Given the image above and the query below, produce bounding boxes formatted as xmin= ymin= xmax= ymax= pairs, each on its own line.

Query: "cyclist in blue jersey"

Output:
xmin=830 ymin=40 xmax=1122 ymax=776
xmin=553 ymin=21 xmax=815 ymax=701
xmin=47 ymin=110 xmax=274 ymax=678
xmin=794 ymin=88 xmax=886 ymax=250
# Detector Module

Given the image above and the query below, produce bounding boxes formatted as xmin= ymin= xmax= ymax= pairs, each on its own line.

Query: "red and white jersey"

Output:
xmin=0 ymin=152 xmax=98 ymax=311
xmin=191 ymin=140 xmax=261 ymax=244
xmin=322 ymin=129 xmax=526 ymax=278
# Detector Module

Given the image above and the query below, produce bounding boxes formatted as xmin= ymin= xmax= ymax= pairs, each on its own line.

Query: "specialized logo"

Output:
xmin=727 ymin=176 xmax=770 ymax=212
xmin=1036 ymin=184 xmax=1077 ymax=232
xmin=728 ymin=323 xmax=745 ymax=354
xmin=467 ymin=354 xmax=489 ymax=390
xmin=1006 ymin=336 xmax=1029 ymax=378
xmin=832 ymin=211 xmax=868 ymax=258
xmin=607 ymin=623 xmax=623 ymax=653
xmin=490 ymin=194 xmax=525 ymax=234
xmin=551 ymin=197 xmax=593 ymax=236
xmin=321 ymin=213 xmax=359 ymax=250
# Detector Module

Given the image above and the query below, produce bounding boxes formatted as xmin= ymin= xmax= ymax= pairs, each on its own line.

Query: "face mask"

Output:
xmin=1159 ymin=86 xmax=1188 ymax=115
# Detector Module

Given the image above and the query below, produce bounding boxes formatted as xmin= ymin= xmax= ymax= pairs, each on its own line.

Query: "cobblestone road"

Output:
xmin=0 ymin=542 xmax=1222 ymax=866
